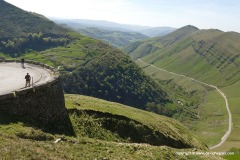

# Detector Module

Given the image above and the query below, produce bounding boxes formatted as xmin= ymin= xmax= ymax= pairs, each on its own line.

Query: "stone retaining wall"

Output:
xmin=0 ymin=60 xmax=73 ymax=134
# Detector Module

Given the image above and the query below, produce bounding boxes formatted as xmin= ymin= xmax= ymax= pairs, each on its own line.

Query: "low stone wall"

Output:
xmin=0 ymin=60 xmax=73 ymax=134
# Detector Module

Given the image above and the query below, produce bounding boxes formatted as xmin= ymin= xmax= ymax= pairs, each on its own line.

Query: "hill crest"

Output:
xmin=0 ymin=0 xmax=67 ymax=38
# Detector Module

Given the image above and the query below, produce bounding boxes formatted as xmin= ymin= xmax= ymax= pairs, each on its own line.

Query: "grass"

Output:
xmin=65 ymin=94 xmax=207 ymax=150
xmin=127 ymin=26 xmax=240 ymax=153
xmin=191 ymin=89 xmax=228 ymax=147
xmin=212 ymin=81 xmax=240 ymax=151
xmin=0 ymin=94 xmax=223 ymax=159
xmin=136 ymin=60 xmax=228 ymax=149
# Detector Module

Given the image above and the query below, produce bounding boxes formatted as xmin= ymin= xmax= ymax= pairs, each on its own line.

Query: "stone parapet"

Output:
xmin=0 ymin=60 xmax=73 ymax=134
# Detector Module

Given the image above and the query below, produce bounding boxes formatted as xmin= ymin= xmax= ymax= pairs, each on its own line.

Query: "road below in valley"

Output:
xmin=138 ymin=59 xmax=232 ymax=150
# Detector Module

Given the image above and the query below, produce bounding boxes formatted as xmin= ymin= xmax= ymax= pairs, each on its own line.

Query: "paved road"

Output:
xmin=138 ymin=59 xmax=232 ymax=150
xmin=0 ymin=62 xmax=52 ymax=95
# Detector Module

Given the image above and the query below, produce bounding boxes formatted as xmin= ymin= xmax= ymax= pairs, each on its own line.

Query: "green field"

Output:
xmin=136 ymin=60 xmax=229 ymax=149
xmin=214 ymin=82 xmax=240 ymax=151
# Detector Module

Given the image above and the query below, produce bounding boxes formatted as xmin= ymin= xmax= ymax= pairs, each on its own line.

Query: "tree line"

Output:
xmin=0 ymin=32 xmax=69 ymax=56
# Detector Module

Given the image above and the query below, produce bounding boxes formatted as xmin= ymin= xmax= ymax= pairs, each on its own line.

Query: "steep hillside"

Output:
xmin=124 ymin=25 xmax=199 ymax=59
xmin=125 ymin=25 xmax=240 ymax=87
xmin=0 ymin=0 xmax=172 ymax=116
xmin=74 ymin=27 xmax=148 ymax=48
xmin=126 ymin=25 xmax=240 ymax=150
xmin=61 ymin=49 xmax=170 ymax=110
xmin=0 ymin=0 xmax=66 ymax=38
xmin=65 ymin=94 xmax=208 ymax=150
xmin=0 ymin=0 xmax=69 ymax=56
xmin=0 ymin=95 xmax=222 ymax=159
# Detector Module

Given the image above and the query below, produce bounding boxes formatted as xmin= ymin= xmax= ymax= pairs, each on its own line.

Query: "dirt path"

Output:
xmin=138 ymin=59 xmax=232 ymax=149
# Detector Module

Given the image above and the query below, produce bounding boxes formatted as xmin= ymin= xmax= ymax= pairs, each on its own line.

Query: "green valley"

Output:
xmin=126 ymin=25 xmax=240 ymax=153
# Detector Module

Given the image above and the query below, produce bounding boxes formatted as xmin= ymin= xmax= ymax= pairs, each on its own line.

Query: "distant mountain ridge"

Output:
xmin=124 ymin=25 xmax=198 ymax=59
xmin=139 ymin=27 xmax=176 ymax=37
xmin=53 ymin=18 xmax=176 ymax=38
xmin=73 ymin=27 xmax=148 ymax=48
xmin=53 ymin=18 xmax=151 ymax=32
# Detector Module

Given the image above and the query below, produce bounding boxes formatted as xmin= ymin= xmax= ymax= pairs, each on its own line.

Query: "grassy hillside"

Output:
xmin=135 ymin=60 xmax=228 ymax=148
xmin=0 ymin=0 xmax=69 ymax=56
xmin=73 ymin=27 xmax=148 ymax=48
xmin=126 ymin=25 xmax=240 ymax=87
xmin=0 ymin=94 xmax=223 ymax=159
xmin=21 ymin=32 xmax=171 ymax=112
xmin=126 ymin=25 xmax=240 ymax=151
xmin=65 ymin=94 xmax=208 ymax=149
xmin=0 ymin=0 xmax=173 ymax=116
xmin=0 ymin=0 xmax=66 ymax=38
xmin=124 ymin=25 xmax=199 ymax=59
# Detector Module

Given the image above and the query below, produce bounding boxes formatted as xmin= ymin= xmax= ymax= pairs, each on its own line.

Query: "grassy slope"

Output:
xmin=0 ymin=94 xmax=223 ymax=160
xmin=124 ymin=25 xmax=199 ymax=59
xmin=142 ymin=29 xmax=240 ymax=86
xmin=126 ymin=26 xmax=240 ymax=152
xmin=136 ymin=60 xmax=228 ymax=148
xmin=65 ymin=94 xmax=207 ymax=150
xmin=0 ymin=0 xmax=66 ymax=38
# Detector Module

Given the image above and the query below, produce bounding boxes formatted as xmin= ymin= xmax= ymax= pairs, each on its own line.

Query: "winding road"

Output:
xmin=0 ymin=62 xmax=52 ymax=95
xmin=138 ymin=59 xmax=232 ymax=150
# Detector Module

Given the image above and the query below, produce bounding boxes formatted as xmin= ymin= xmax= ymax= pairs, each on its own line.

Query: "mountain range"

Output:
xmin=53 ymin=18 xmax=176 ymax=47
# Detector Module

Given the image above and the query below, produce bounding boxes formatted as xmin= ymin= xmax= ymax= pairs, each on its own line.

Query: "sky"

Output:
xmin=4 ymin=0 xmax=240 ymax=32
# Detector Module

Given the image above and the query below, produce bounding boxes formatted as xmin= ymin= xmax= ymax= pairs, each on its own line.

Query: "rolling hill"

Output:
xmin=124 ymin=25 xmax=199 ymax=59
xmin=125 ymin=25 xmax=240 ymax=151
xmin=0 ymin=0 xmax=66 ymax=38
xmin=0 ymin=94 xmax=221 ymax=159
xmin=125 ymin=25 xmax=240 ymax=86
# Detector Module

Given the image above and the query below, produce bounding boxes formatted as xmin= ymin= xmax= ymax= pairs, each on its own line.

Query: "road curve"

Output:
xmin=0 ymin=62 xmax=53 ymax=95
xmin=138 ymin=59 xmax=232 ymax=149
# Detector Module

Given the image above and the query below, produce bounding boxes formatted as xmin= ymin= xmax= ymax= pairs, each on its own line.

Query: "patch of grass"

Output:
xmin=213 ymin=81 xmax=240 ymax=151
xmin=222 ymin=148 xmax=240 ymax=160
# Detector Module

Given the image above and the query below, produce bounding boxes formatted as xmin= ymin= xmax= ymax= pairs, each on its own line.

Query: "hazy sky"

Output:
xmin=5 ymin=0 xmax=240 ymax=32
